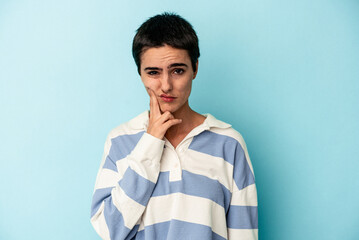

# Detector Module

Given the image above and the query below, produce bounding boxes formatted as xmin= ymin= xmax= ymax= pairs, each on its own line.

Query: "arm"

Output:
xmin=90 ymin=131 xmax=165 ymax=240
xmin=227 ymin=139 xmax=258 ymax=240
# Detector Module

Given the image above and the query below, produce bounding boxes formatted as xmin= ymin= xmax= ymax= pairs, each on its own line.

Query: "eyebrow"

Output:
xmin=168 ymin=63 xmax=188 ymax=69
xmin=144 ymin=63 xmax=188 ymax=71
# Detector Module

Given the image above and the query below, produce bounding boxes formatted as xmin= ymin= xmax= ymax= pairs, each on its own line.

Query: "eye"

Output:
xmin=147 ymin=71 xmax=159 ymax=75
xmin=173 ymin=68 xmax=184 ymax=75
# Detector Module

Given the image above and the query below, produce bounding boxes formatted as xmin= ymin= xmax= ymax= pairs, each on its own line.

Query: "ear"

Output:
xmin=193 ymin=60 xmax=199 ymax=79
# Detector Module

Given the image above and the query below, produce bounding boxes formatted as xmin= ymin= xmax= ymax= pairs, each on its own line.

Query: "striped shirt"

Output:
xmin=90 ymin=110 xmax=258 ymax=240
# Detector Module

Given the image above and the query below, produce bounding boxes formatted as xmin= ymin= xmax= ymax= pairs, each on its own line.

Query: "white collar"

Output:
xmin=128 ymin=110 xmax=232 ymax=131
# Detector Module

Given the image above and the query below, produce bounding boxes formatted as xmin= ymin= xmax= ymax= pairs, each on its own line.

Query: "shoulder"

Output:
xmin=205 ymin=113 xmax=248 ymax=152
xmin=207 ymin=114 xmax=255 ymax=175
xmin=106 ymin=110 xmax=148 ymax=140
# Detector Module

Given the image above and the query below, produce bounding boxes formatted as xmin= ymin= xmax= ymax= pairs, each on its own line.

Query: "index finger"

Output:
xmin=147 ymin=88 xmax=161 ymax=117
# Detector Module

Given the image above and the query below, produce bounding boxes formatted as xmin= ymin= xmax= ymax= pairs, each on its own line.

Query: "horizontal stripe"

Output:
xmin=102 ymin=194 xmax=140 ymax=240
xmin=91 ymin=187 xmax=113 ymax=218
xmin=189 ymin=130 xmax=255 ymax=191
xmin=136 ymin=219 xmax=226 ymax=240
xmin=152 ymin=170 xmax=231 ymax=211
xmin=139 ymin=192 xmax=227 ymax=238
xmin=91 ymin=185 xmax=140 ymax=239
xmin=112 ymin=185 xmax=146 ymax=228
xmin=209 ymin=127 xmax=255 ymax=175
xmin=90 ymin=202 xmax=111 ymax=240
xmin=189 ymin=130 xmax=238 ymax=165
xmin=119 ymin=167 xmax=155 ymax=206
xmin=227 ymin=228 xmax=258 ymax=240
xmin=102 ymin=155 xmax=118 ymax=173
xmin=116 ymin=157 xmax=129 ymax=179
xmin=183 ymin=149 xmax=233 ymax=192
xmin=94 ymin=168 xmax=121 ymax=190
xmin=227 ymin=205 xmax=258 ymax=229
xmin=91 ymin=184 xmax=146 ymax=227
xmin=232 ymin=143 xmax=255 ymax=190
xmin=103 ymin=131 xmax=144 ymax=172
xmin=231 ymin=184 xmax=258 ymax=206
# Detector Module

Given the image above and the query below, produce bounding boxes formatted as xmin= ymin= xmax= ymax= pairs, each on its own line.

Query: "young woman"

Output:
xmin=90 ymin=12 xmax=258 ymax=240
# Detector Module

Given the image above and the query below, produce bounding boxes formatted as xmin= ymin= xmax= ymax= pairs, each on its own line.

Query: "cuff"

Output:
xmin=130 ymin=132 xmax=165 ymax=165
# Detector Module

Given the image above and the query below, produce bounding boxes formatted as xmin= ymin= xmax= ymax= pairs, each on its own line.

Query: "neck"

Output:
xmin=171 ymin=101 xmax=193 ymax=120
xmin=164 ymin=101 xmax=202 ymax=137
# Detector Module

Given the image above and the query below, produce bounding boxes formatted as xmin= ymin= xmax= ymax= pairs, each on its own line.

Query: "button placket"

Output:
xmin=166 ymin=146 xmax=182 ymax=182
xmin=164 ymin=133 xmax=201 ymax=182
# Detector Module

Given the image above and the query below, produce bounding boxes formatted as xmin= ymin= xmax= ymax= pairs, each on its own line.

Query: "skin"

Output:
xmin=140 ymin=44 xmax=206 ymax=148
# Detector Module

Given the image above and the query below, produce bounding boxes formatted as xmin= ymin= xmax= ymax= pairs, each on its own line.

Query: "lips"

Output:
xmin=160 ymin=94 xmax=176 ymax=102
xmin=160 ymin=94 xmax=175 ymax=98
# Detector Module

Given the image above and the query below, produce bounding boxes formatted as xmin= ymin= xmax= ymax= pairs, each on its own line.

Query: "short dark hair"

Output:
xmin=132 ymin=12 xmax=200 ymax=75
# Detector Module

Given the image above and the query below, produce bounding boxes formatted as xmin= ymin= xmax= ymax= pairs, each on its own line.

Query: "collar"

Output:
xmin=128 ymin=109 xmax=232 ymax=131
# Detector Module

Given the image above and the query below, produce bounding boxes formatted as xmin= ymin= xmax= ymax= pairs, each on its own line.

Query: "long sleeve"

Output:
xmin=90 ymin=131 xmax=165 ymax=240
xmin=226 ymin=137 xmax=258 ymax=240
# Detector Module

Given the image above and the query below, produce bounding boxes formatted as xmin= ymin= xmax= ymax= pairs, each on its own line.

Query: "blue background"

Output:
xmin=1 ymin=0 xmax=358 ymax=239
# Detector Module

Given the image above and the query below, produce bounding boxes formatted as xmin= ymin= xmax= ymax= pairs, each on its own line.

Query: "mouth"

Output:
xmin=160 ymin=94 xmax=176 ymax=102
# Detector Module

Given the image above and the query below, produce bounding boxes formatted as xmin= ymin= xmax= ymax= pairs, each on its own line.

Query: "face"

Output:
xmin=140 ymin=44 xmax=198 ymax=114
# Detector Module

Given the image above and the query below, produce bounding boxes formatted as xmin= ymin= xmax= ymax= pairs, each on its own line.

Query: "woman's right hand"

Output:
xmin=146 ymin=88 xmax=182 ymax=140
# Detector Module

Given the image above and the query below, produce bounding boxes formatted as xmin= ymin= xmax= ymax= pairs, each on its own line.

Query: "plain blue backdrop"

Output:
xmin=1 ymin=0 xmax=358 ymax=239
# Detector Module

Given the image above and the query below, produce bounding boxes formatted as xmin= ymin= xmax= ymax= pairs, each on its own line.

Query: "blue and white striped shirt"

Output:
xmin=90 ymin=110 xmax=258 ymax=240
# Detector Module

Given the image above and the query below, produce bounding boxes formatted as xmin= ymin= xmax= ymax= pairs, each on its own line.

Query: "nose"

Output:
xmin=160 ymin=72 xmax=173 ymax=93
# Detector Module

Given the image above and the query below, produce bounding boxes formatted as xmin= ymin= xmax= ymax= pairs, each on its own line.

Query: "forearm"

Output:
xmin=90 ymin=132 xmax=165 ymax=240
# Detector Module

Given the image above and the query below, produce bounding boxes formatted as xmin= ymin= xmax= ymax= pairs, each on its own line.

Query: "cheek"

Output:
xmin=142 ymin=79 xmax=160 ymax=92
xmin=179 ymin=80 xmax=192 ymax=94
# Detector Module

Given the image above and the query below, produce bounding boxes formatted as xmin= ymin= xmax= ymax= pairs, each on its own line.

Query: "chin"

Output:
xmin=160 ymin=107 xmax=175 ymax=113
xmin=160 ymin=104 xmax=179 ymax=114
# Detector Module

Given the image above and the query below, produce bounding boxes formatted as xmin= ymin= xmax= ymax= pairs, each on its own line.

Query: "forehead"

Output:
xmin=141 ymin=45 xmax=190 ymax=66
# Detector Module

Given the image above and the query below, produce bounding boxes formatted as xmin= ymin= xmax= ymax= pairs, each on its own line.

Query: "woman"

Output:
xmin=90 ymin=12 xmax=258 ymax=240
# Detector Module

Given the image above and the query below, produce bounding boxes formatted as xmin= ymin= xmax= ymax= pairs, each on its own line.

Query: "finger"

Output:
xmin=148 ymin=88 xmax=161 ymax=117
xmin=163 ymin=118 xmax=182 ymax=130
xmin=159 ymin=111 xmax=174 ymax=123
xmin=147 ymin=87 xmax=155 ymax=116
